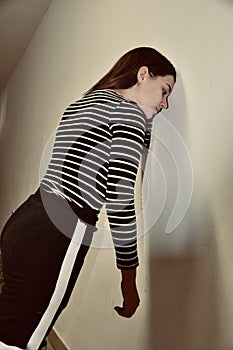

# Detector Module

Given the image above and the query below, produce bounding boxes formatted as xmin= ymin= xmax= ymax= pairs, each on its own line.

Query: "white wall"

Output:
xmin=1 ymin=0 xmax=233 ymax=349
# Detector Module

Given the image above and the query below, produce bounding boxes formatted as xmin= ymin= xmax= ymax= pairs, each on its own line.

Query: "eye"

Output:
xmin=162 ymin=89 xmax=168 ymax=96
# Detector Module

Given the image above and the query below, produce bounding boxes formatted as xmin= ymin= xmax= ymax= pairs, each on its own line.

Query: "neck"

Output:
xmin=112 ymin=87 xmax=156 ymax=119
xmin=113 ymin=86 xmax=138 ymax=104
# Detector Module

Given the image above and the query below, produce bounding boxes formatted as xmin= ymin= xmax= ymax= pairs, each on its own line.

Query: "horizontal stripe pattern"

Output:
xmin=41 ymin=89 xmax=152 ymax=269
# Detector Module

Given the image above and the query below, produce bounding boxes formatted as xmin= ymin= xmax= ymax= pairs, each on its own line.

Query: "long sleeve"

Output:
xmin=105 ymin=101 xmax=146 ymax=269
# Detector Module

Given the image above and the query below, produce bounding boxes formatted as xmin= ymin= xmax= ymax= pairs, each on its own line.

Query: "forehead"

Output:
xmin=160 ymin=75 xmax=174 ymax=84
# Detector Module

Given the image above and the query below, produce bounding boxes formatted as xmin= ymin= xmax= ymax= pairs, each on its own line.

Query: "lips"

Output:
xmin=156 ymin=107 xmax=162 ymax=114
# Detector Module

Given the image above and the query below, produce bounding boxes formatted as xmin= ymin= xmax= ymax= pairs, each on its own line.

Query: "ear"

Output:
xmin=137 ymin=66 xmax=149 ymax=84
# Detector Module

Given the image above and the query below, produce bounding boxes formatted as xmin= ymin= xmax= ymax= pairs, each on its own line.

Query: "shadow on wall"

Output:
xmin=219 ymin=0 xmax=233 ymax=5
xmin=144 ymin=74 xmax=223 ymax=349
xmin=147 ymin=197 xmax=223 ymax=350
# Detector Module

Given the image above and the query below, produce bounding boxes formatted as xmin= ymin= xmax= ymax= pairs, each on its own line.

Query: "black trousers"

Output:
xmin=0 ymin=189 xmax=95 ymax=349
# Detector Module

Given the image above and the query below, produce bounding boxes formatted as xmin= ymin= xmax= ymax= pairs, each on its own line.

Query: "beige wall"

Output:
xmin=1 ymin=0 xmax=233 ymax=349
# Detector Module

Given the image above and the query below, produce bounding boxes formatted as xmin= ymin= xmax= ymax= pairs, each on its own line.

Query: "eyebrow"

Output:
xmin=165 ymin=83 xmax=172 ymax=93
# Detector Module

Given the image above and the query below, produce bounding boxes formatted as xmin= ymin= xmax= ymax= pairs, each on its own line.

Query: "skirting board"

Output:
xmin=48 ymin=329 xmax=68 ymax=350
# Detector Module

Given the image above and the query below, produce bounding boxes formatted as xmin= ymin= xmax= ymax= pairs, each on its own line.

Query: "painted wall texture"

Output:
xmin=0 ymin=0 xmax=233 ymax=349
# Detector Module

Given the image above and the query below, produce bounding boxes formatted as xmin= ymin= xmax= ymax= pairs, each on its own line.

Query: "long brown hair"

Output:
xmin=86 ymin=47 xmax=176 ymax=94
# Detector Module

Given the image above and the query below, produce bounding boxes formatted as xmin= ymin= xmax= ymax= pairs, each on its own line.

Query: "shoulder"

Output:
xmin=63 ymin=90 xmax=125 ymax=115
xmin=78 ymin=89 xmax=125 ymax=106
xmin=61 ymin=90 xmax=123 ymax=122
xmin=111 ymin=99 xmax=146 ymax=130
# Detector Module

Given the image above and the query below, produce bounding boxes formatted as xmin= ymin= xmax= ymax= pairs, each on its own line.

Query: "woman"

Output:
xmin=0 ymin=47 xmax=176 ymax=349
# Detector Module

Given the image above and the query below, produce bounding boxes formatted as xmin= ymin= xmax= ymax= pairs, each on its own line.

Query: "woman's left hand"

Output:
xmin=114 ymin=268 xmax=140 ymax=318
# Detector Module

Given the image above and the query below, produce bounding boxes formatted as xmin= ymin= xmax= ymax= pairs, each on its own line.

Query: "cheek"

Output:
xmin=142 ymin=83 xmax=161 ymax=107
xmin=142 ymin=86 xmax=154 ymax=104
xmin=151 ymin=84 xmax=162 ymax=101
xmin=153 ymin=91 xmax=162 ymax=103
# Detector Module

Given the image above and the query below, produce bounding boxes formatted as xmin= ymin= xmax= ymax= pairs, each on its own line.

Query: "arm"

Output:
xmin=105 ymin=102 xmax=146 ymax=317
xmin=141 ymin=117 xmax=153 ymax=181
xmin=144 ymin=118 xmax=153 ymax=150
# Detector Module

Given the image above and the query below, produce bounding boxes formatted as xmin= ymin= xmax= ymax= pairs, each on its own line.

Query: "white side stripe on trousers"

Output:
xmin=0 ymin=220 xmax=87 ymax=350
xmin=26 ymin=219 xmax=87 ymax=350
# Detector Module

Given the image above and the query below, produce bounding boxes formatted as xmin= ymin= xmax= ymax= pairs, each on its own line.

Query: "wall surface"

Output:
xmin=0 ymin=0 xmax=53 ymax=94
xmin=0 ymin=0 xmax=233 ymax=349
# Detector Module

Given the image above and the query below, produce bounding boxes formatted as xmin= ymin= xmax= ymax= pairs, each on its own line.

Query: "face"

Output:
xmin=135 ymin=67 xmax=175 ymax=114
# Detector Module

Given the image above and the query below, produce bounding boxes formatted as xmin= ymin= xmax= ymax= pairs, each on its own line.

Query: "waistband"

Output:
xmin=32 ymin=187 xmax=99 ymax=227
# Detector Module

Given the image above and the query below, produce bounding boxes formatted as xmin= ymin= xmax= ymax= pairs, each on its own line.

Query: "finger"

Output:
xmin=114 ymin=306 xmax=136 ymax=318
xmin=114 ymin=306 xmax=124 ymax=315
xmin=114 ymin=306 xmax=131 ymax=318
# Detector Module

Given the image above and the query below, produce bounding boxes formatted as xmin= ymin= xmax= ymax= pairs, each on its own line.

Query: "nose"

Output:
xmin=160 ymin=97 xmax=168 ymax=110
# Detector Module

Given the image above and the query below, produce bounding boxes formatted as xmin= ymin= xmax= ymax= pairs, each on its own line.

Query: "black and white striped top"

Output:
xmin=40 ymin=89 xmax=153 ymax=269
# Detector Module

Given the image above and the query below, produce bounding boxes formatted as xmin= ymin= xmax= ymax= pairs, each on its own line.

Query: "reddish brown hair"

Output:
xmin=86 ymin=47 xmax=176 ymax=94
